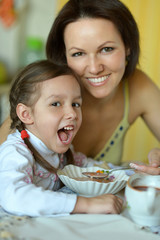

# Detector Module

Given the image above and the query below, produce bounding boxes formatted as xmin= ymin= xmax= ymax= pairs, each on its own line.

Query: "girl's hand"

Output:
xmin=72 ymin=194 xmax=123 ymax=214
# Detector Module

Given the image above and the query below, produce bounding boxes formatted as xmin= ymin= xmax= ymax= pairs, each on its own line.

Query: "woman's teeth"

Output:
xmin=88 ymin=75 xmax=110 ymax=83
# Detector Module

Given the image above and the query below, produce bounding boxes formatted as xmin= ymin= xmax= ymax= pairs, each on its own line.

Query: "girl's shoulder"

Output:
xmin=0 ymin=131 xmax=33 ymax=162
xmin=1 ymin=131 xmax=26 ymax=148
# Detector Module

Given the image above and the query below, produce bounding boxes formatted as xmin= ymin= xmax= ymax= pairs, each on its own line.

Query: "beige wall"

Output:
xmin=58 ymin=0 xmax=160 ymax=163
xmin=0 ymin=0 xmax=57 ymax=76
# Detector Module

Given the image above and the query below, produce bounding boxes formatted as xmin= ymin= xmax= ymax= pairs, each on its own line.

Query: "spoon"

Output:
xmin=82 ymin=166 xmax=132 ymax=179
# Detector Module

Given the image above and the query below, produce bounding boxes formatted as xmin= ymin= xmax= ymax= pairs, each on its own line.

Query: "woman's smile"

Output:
xmin=87 ymin=74 xmax=111 ymax=86
xmin=64 ymin=18 xmax=127 ymax=98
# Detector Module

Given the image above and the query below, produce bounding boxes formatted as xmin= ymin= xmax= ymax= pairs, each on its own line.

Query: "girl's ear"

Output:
xmin=16 ymin=103 xmax=33 ymax=125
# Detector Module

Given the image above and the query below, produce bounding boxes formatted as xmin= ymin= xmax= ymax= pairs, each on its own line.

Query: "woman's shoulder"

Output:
xmin=128 ymin=68 xmax=158 ymax=96
xmin=128 ymin=68 xmax=152 ymax=85
xmin=126 ymin=68 xmax=160 ymax=123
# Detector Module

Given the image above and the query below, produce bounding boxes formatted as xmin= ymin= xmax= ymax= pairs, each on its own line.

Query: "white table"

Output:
xmin=0 ymin=190 xmax=159 ymax=240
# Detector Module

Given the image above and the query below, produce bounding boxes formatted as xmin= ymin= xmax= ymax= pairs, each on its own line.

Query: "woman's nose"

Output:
xmin=88 ymin=56 xmax=103 ymax=74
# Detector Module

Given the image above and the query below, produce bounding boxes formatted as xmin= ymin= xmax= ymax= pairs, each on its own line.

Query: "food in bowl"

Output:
xmin=72 ymin=176 xmax=115 ymax=183
xmin=57 ymin=165 xmax=129 ymax=197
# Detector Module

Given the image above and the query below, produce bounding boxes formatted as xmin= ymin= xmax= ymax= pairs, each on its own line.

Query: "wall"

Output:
xmin=0 ymin=0 xmax=57 ymax=77
xmin=57 ymin=0 xmax=160 ymax=163
xmin=120 ymin=0 xmax=160 ymax=163
xmin=0 ymin=0 xmax=57 ymax=124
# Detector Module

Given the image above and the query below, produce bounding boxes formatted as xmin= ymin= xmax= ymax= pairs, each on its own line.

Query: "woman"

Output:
xmin=46 ymin=0 xmax=160 ymax=174
xmin=1 ymin=0 xmax=160 ymax=174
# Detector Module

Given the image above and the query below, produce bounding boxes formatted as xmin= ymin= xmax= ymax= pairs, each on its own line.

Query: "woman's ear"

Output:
xmin=126 ymin=48 xmax=130 ymax=57
xmin=16 ymin=103 xmax=33 ymax=125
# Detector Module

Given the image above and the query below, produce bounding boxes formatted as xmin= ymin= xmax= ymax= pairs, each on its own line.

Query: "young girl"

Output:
xmin=0 ymin=60 xmax=123 ymax=216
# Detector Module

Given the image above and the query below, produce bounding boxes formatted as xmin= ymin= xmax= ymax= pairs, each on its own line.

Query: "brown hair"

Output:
xmin=9 ymin=60 xmax=78 ymax=173
xmin=46 ymin=0 xmax=140 ymax=79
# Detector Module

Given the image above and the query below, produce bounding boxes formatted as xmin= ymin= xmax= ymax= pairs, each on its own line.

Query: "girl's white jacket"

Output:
xmin=0 ymin=130 xmax=78 ymax=216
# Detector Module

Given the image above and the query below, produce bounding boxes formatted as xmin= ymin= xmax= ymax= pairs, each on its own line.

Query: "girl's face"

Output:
xmin=28 ymin=75 xmax=82 ymax=153
xmin=64 ymin=18 xmax=129 ymax=99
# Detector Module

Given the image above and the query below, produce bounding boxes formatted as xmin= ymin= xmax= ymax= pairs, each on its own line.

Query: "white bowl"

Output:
xmin=57 ymin=165 xmax=129 ymax=197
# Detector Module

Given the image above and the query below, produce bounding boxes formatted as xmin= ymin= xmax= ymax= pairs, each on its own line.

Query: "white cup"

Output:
xmin=124 ymin=173 xmax=160 ymax=227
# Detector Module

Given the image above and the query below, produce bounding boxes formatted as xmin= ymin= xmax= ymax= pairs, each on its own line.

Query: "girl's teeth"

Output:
xmin=64 ymin=127 xmax=73 ymax=130
xmin=88 ymin=75 xmax=109 ymax=83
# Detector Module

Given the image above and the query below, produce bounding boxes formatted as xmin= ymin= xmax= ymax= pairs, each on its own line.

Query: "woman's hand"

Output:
xmin=72 ymin=194 xmax=123 ymax=214
xmin=130 ymin=148 xmax=160 ymax=175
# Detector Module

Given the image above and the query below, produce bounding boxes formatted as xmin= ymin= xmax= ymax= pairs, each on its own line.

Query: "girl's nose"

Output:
xmin=64 ymin=107 xmax=77 ymax=120
xmin=88 ymin=56 xmax=104 ymax=74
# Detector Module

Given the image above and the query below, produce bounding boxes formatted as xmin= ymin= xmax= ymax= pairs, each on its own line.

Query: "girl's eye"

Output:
xmin=72 ymin=52 xmax=84 ymax=57
xmin=52 ymin=102 xmax=61 ymax=107
xmin=101 ymin=47 xmax=114 ymax=53
xmin=72 ymin=102 xmax=81 ymax=108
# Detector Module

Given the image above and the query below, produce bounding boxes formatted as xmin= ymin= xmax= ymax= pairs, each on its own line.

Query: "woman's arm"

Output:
xmin=0 ymin=116 xmax=11 ymax=144
xmin=129 ymin=69 xmax=160 ymax=140
xmin=128 ymin=70 xmax=160 ymax=174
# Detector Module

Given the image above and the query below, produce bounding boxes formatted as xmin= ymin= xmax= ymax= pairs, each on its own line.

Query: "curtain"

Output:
xmin=57 ymin=0 xmax=160 ymax=163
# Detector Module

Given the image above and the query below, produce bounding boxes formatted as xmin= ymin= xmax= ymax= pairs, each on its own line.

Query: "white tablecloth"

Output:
xmin=0 ymin=166 xmax=160 ymax=239
xmin=0 ymin=201 xmax=160 ymax=240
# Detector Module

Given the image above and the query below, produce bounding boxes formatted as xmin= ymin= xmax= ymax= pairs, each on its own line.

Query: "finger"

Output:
xmin=118 ymin=199 xmax=123 ymax=212
xmin=148 ymin=157 xmax=160 ymax=167
xmin=130 ymin=163 xmax=160 ymax=175
xmin=114 ymin=196 xmax=123 ymax=214
xmin=149 ymin=161 xmax=160 ymax=168
xmin=148 ymin=148 xmax=160 ymax=166
xmin=116 ymin=196 xmax=123 ymax=206
xmin=104 ymin=195 xmax=122 ymax=214
xmin=115 ymin=203 xmax=123 ymax=214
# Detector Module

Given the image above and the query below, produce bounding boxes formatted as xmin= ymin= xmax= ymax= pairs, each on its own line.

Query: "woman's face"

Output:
xmin=64 ymin=18 xmax=129 ymax=99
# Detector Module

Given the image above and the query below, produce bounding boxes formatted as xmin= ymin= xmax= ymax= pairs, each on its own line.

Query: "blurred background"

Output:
xmin=0 ymin=0 xmax=57 ymax=124
xmin=0 ymin=0 xmax=160 ymax=163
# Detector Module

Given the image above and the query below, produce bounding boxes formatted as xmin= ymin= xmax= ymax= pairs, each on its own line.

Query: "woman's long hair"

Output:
xmin=46 ymin=0 xmax=140 ymax=79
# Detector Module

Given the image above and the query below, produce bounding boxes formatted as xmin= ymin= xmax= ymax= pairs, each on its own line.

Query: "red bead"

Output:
xmin=21 ymin=130 xmax=29 ymax=140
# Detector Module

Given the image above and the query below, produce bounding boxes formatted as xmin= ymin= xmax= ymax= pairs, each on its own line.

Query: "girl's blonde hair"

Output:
xmin=9 ymin=60 xmax=79 ymax=173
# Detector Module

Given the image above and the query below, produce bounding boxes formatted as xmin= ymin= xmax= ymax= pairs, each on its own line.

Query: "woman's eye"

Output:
xmin=72 ymin=102 xmax=81 ymax=108
xmin=52 ymin=102 xmax=61 ymax=107
xmin=101 ymin=47 xmax=114 ymax=53
xmin=72 ymin=52 xmax=84 ymax=57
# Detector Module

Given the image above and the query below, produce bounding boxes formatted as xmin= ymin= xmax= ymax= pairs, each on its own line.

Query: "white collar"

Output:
xmin=15 ymin=129 xmax=60 ymax=167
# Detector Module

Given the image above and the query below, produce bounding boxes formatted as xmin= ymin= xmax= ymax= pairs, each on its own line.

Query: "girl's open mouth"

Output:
xmin=58 ymin=126 xmax=74 ymax=145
